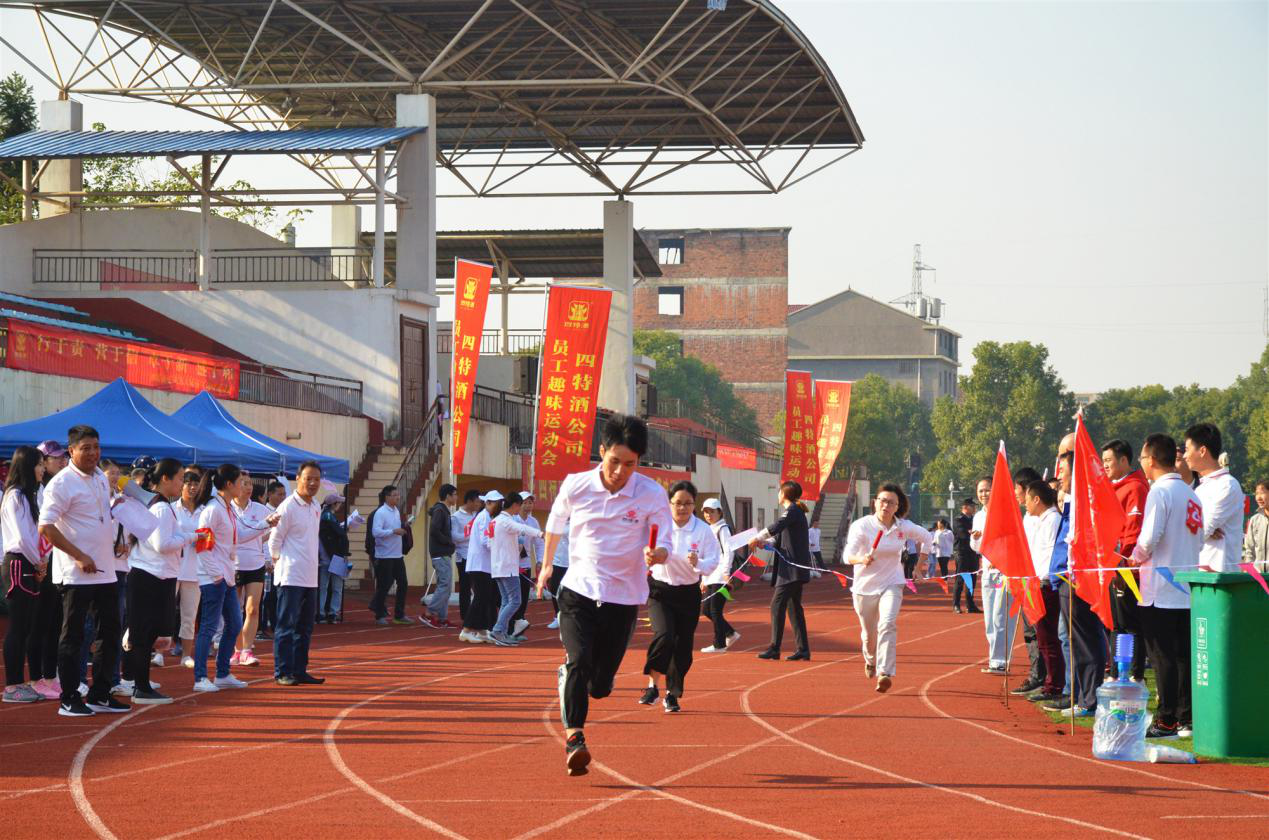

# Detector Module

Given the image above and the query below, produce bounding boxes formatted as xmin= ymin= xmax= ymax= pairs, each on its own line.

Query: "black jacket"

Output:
xmin=428 ymin=501 xmax=455 ymax=557
xmin=766 ymin=504 xmax=811 ymax=586
xmin=953 ymin=513 xmax=978 ymax=564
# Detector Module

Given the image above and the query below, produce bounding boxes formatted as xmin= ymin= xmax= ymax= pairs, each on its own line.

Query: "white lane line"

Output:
xmin=1160 ymin=814 xmax=1269 ymax=820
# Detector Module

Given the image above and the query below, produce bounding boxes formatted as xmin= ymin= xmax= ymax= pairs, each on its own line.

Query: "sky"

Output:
xmin=2 ymin=1 xmax=1266 ymax=393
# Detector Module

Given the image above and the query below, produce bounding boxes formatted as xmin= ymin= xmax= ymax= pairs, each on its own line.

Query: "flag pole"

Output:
xmin=1002 ymin=578 xmax=1011 ymax=706
xmin=528 ymin=284 xmax=549 ymax=495
xmin=1069 ymin=579 xmax=1075 ymax=736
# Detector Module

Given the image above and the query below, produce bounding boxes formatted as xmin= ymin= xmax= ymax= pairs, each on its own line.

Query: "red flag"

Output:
xmin=978 ymin=443 xmax=1034 ymax=579
xmin=1009 ymin=575 xmax=1046 ymax=623
xmin=1069 ymin=411 xmax=1122 ymax=628
xmin=813 ymin=380 xmax=851 ymax=496
xmin=781 ymin=371 xmax=820 ymax=500
xmin=449 ymin=259 xmax=493 ymax=476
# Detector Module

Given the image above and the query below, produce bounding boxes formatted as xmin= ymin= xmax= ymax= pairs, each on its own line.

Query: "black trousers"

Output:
xmin=29 ymin=575 xmax=61 ymax=681
xmin=902 ymin=552 xmax=917 ymax=579
xmin=702 ymin=583 xmax=735 ymax=648
xmin=557 ymin=586 xmax=637 ymax=730
xmin=122 ymin=569 xmax=175 ymax=692
xmin=937 ymin=557 xmax=950 ymax=578
xmin=1021 ymin=613 xmax=1045 ymax=685
xmin=511 ymin=573 xmax=531 ymax=628
xmin=465 ymin=571 xmax=496 ymax=631
xmin=1139 ymin=604 xmax=1191 ymax=727
xmin=769 ymin=581 xmax=809 ymax=654
xmin=261 ymin=573 xmax=277 ymax=632
xmin=952 ymin=557 xmax=979 ymax=609
xmin=1109 ymin=583 xmax=1147 ymax=681
xmin=3 ymin=553 xmax=41 ymax=686
xmin=58 ymin=581 xmax=121 ymax=704
xmin=643 ymin=580 xmax=701 ymax=697
xmin=1057 ymin=579 xmax=1106 ymax=709
xmin=548 ymin=565 xmax=568 ymax=616
xmin=455 ymin=558 xmax=471 ymax=622
xmin=369 ymin=556 xmax=407 ymax=620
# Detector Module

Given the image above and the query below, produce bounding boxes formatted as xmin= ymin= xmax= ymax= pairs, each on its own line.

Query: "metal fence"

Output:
xmin=437 ymin=329 xmax=541 ymax=355
xmin=470 ymin=385 xmax=537 ymax=450
xmin=392 ymin=398 xmax=444 ymax=514
xmin=212 ymin=247 xmax=366 ymax=285
xmin=237 ymin=363 xmax=363 ymax=416
xmin=34 ymin=249 xmax=198 ymax=286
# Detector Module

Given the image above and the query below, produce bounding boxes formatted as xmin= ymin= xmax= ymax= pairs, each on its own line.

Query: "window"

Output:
xmin=658 ymin=286 xmax=684 ymax=316
xmin=898 ymin=359 xmax=916 ymax=375
xmin=756 ymin=508 xmax=766 ymax=528
xmin=657 ymin=237 xmax=685 ymax=265
xmin=734 ymin=497 xmax=753 ymax=532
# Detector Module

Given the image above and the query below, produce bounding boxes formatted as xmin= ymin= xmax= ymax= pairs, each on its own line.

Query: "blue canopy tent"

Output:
xmin=171 ymin=391 xmax=349 ymax=483
xmin=0 ymin=379 xmax=278 ymax=470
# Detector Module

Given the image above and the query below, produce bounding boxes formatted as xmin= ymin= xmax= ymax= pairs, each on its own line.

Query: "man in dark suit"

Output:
xmin=750 ymin=480 xmax=812 ymax=661
xmin=952 ymin=498 xmax=981 ymax=614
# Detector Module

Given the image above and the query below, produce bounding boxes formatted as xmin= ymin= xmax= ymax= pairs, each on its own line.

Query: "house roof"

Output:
xmin=0 ymin=127 xmax=426 ymax=160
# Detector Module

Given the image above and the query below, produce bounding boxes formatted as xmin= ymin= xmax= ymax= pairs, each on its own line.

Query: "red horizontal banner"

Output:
xmin=4 ymin=318 xmax=239 ymax=399
xmin=717 ymin=442 xmax=757 ymax=470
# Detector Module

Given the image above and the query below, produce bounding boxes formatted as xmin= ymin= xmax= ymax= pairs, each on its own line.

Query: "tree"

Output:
xmin=833 ymin=373 xmax=935 ymax=487
xmin=924 ymin=341 xmax=1076 ymax=495
xmin=635 ymin=330 xmax=761 ymax=441
xmin=0 ymin=72 xmax=38 ymax=225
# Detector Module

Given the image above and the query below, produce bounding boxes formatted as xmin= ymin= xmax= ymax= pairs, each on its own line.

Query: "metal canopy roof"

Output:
xmin=0 ymin=127 xmax=426 ymax=160
xmin=9 ymin=1 xmax=863 ymax=197
xmin=363 ymin=229 xmax=662 ymax=281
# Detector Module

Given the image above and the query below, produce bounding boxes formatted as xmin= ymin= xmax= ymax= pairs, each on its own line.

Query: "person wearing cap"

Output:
xmin=489 ymin=493 xmax=543 ymax=646
xmin=536 ymin=415 xmax=673 ymax=777
xmin=422 ymin=484 xmax=458 ymax=629
xmin=316 ymin=491 xmax=350 ymax=625
xmin=459 ymin=491 xmax=503 ymax=643
xmin=36 ymin=440 xmax=68 ymax=509
xmin=699 ymin=497 xmax=740 ymax=653
xmin=951 ymin=497 xmax=980 ymax=614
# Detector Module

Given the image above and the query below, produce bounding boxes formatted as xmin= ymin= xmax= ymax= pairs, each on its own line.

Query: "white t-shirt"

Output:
xmin=465 ymin=508 xmax=493 ymax=574
xmin=845 ymin=515 xmax=908 ymax=596
xmin=373 ymin=504 xmax=404 ymax=558
xmin=935 ymin=529 xmax=954 ymax=557
xmin=38 ymin=462 xmax=115 ymax=586
xmin=1136 ymin=473 xmax=1202 ymax=609
xmin=653 ymin=515 xmax=720 ymax=587
xmin=174 ymin=503 xmax=203 ymax=582
xmin=451 ymin=508 xmax=475 ymax=558
xmin=807 ymin=527 xmax=822 ymax=553
xmin=1027 ymin=507 xmax=1061 ymax=579
xmin=231 ymin=499 xmax=273 ymax=572
xmin=1195 ymin=468 xmax=1244 ymax=571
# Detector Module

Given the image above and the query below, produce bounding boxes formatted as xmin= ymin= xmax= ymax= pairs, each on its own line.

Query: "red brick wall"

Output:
xmin=634 ymin=282 xmax=787 ymax=332
xmin=645 ymin=228 xmax=788 ymax=281
xmin=683 ymin=335 xmax=787 ymax=383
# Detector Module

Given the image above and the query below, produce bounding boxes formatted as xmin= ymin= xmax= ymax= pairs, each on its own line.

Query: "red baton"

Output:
xmin=871 ymin=530 xmax=883 ymax=551
xmin=648 ymin=525 xmax=659 ymax=550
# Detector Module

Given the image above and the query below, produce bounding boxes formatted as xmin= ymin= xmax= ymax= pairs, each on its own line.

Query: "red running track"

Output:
xmin=1 ymin=583 xmax=1266 ymax=839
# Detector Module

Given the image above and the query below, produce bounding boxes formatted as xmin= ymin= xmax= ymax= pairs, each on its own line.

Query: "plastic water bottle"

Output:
xmin=1092 ymin=635 xmax=1150 ymax=761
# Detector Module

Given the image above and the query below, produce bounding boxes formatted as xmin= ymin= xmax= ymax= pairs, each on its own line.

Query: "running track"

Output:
xmin=2 ymin=584 xmax=1266 ymax=839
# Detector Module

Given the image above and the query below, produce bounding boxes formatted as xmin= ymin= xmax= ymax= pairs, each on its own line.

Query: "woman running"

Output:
xmin=845 ymin=482 xmax=931 ymax=693
xmin=640 ymin=481 xmax=719 ymax=712
xmin=2 ymin=446 xmax=47 ymax=703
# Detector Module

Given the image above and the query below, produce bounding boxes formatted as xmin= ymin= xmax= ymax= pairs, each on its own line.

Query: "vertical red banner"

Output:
xmin=813 ymin=380 xmax=852 ymax=495
xmin=449 ymin=259 xmax=493 ymax=476
xmin=781 ymin=370 xmax=820 ymax=500
xmin=533 ymin=285 xmax=612 ymax=484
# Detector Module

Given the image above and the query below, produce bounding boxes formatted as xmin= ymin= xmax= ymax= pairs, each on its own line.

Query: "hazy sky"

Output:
xmin=2 ymin=1 xmax=1266 ymax=393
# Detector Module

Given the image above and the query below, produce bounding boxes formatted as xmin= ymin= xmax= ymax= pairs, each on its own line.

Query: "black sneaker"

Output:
xmin=1028 ymin=690 xmax=1066 ymax=704
xmin=756 ymin=649 xmax=780 ymax=660
xmin=296 ymin=673 xmax=326 ymax=685
xmin=85 ymin=696 xmax=130 ymax=714
xmin=59 ymin=698 xmax=95 ymax=717
xmin=132 ymin=688 xmax=174 ymax=705
xmin=565 ymin=732 xmax=591 ymax=776
xmin=638 ymin=685 xmax=659 ymax=705
xmin=1011 ymin=679 xmax=1043 ymax=695
xmin=663 ymin=693 xmax=681 ymax=713
xmin=1147 ymin=721 xmax=1179 ymax=740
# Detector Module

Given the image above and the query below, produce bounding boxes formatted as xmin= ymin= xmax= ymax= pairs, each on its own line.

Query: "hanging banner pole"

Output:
xmin=449 ymin=258 xmax=494 ymax=479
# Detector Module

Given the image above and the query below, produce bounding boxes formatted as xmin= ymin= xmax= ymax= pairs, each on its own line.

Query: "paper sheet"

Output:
xmin=724 ymin=527 xmax=758 ymax=554
xmin=328 ymin=555 xmax=351 ymax=578
xmin=111 ymin=497 xmax=159 ymax=541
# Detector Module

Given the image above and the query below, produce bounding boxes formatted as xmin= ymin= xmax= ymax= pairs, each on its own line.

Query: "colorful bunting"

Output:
xmin=1156 ymin=566 xmax=1189 ymax=596
xmin=748 ymin=554 xmax=767 ymax=568
xmin=733 ymin=569 xmax=751 ymax=582
xmin=935 ymin=577 xmax=949 ymax=594
xmin=1239 ymin=563 xmax=1269 ymax=597
xmin=960 ymin=573 xmax=974 ymax=595
xmin=1117 ymin=568 xmax=1143 ymax=602
xmin=905 ymin=578 xmax=917 ymax=593
xmin=718 ymin=586 xmax=733 ymax=601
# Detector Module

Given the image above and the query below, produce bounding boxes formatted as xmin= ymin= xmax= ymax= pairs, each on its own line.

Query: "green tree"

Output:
xmin=0 ymin=72 xmax=38 ymax=224
xmin=635 ymin=330 xmax=760 ymax=441
xmin=924 ymin=341 xmax=1076 ymax=495
xmin=832 ymin=373 xmax=935 ymax=487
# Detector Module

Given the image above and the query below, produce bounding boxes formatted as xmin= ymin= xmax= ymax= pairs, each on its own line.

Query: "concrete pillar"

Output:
xmin=330 ymin=203 xmax=363 ymax=283
xmin=38 ymin=99 xmax=82 ymax=217
xmin=394 ymin=94 xmax=436 ymax=293
xmin=598 ymin=199 xmax=636 ymax=414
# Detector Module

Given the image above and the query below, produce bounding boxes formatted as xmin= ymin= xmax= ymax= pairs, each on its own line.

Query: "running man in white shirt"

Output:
xmin=639 ymin=481 xmax=719 ymax=713
xmin=536 ymin=415 xmax=673 ymax=776
xmin=1184 ymin=423 xmax=1244 ymax=571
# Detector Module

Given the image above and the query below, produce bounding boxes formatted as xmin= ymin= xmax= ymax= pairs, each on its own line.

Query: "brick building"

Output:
xmin=633 ymin=228 xmax=788 ymax=434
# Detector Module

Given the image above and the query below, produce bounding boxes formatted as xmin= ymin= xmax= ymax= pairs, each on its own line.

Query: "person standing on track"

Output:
xmin=489 ymin=493 xmax=543 ymax=646
xmin=536 ymin=414 xmax=672 ymax=777
xmin=972 ymin=475 xmax=1016 ymax=676
xmin=639 ymin=481 xmax=719 ymax=713
xmin=231 ymin=477 xmax=274 ymax=665
xmin=422 ymin=484 xmax=458 ymax=629
xmin=450 ymin=490 xmax=481 ymax=624
xmin=951 ymin=498 xmax=981 ymax=614
xmin=172 ymin=470 xmax=204 ymax=669
xmin=699 ymin=497 xmax=740 ymax=653
xmin=3 ymin=446 xmax=47 ymax=704
xmin=269 ymin=461 xmax=325 ymax=687
xmin=845 ymin=483 xmax=930 ymax=693
xmin=458 ymin=491 xmax=502 ymax=644
xmin=933 ymin=518 xmax=953 ymax=580
xmin=751 ymin=481 xmax=813 ymax=662
xmin=369 ymin=485 xmax=412 ymax=626
xmin=512 ymin=493 xmax=545 ymax=638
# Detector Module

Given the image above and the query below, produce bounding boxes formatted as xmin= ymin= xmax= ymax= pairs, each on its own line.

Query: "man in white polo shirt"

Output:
xmin=1184 ymin=423 xmax=1244 ymax=571
xmin=37 ymin=425 xmax=129 ymax=717
xmin=536 ymin=414 xmax=672 ymax=777
xmin=269 ymin=461 xmax=324 ymax=687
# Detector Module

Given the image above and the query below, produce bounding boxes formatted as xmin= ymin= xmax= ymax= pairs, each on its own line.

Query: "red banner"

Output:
xmin=717 ymin=441 xmax=757 ymax=470
xmin=813 ymin=380 xmax=851 ymax=494
xmin=449 ymin=259 xmax=494 ymax=476
xmin=4 ymin=317 xmax=238 ymax=398
xmin=781 ymin=370 xmax=820 ymax=501
xmin=533 ymin=285 xmax=612 ymax=482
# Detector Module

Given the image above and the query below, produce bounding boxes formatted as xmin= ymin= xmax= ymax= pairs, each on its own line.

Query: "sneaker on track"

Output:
xmin=193 ymin=678 xmax=220 ymax=693
xmin=214 ymin=674 xmax=248 ymax=689
xmin=726 ymin=631 xmax=741 ymax=647
xmin=151 ymin=652 xmax=165 ymax=667
xmin=85 ymin=696 xmax=130 ymax=714
xmin=391 ymin=617 xmax=413 ymax=626
xmin=112 ymin=680 xmax=135 ymax=697
xmin=132 ymin=688 xmax=174 ymax=705
xmin=663 ymin=693 xmax=681 ymax=713
xmin=638 ymin=686 xmax=659 ymax=705
xmin=33 ymin=679 xmax=60 ymax=700
xmin=513 ymin=619 xmax=530 ymax=636
xmin=700 ymin=644 xmax=725 ymax=653
xmin=182 ymin=656 xmax=196 ymax=669
xmin=490 ymin=631 xmax=518 ymax=646
xmin=565 ymin=733 xmax=591 ymax=777
xmin=3 ymin=684 xmax=40 ymax=703
xmin=547 ymin=617 xmax=560 ymax=630
xmin=875 ymin=675 xmax=892 ymax=694
xmin=59 ymin=698 xmax=95 ymax=717
xmin=238 ymin=650 xmax=260 ymax=666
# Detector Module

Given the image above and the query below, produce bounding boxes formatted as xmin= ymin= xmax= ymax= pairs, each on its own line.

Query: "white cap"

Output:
xmin=480 ymin=490 xmax=505 ymax=502
xmin=701 ymin=498 xmax=722 ymax=511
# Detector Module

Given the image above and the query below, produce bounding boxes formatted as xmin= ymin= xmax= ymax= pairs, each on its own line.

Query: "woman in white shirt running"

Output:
xmin=845 ymin=483 xmax=930 ymax=693
xmin=639 ymin=481 xmax=719 ymax=713
xmin=231 ymin=477 xmax=273 ymax=667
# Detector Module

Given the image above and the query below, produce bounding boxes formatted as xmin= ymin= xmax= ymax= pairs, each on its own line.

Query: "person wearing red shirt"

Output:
xmin=1102 ymin=439 xmax=1150 ymax=681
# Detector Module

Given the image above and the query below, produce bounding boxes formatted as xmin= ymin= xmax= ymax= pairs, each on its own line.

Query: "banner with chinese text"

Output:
xmin=4 ymin=317 xmax=239 ymax=398
xmin=449 ymin=259 xmax=493 ymax=476
xmin=533 ymin=285 xmax=612 ymax=482
xmin=813 ymin=380 xmax=852 ymax=494
xmin=780 ymin=370 xmax=820 ymax=501
xmin=717 ymin=441 xmax=757 ymax=470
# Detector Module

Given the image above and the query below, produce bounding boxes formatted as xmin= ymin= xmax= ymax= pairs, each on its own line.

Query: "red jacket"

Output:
xmin=1112 ymin=469 xmax=1150 ymax=555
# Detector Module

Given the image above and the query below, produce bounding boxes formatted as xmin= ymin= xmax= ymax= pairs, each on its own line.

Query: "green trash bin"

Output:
xmin=1174 ymin=569 xmax=1269 ymax=759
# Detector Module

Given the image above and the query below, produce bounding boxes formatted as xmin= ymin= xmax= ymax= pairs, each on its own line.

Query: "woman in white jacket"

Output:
xmin=122 ymin=459 xmax=191 ymax=704
xmin=172 ymin=468 xmax=204 ymax=669
xmin=230 ymin=479 xmax=273 ymax=667
xmin=488 ymin=493 xmax=543 ymax=646
xmin=699 ymin=498 xmax=739 ymax=653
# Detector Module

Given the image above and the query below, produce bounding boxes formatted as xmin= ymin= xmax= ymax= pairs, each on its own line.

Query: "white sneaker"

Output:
xmin=182 ymin=656 xmax=195 ymax=669
xmin=476 ymin=630 xmax=493 ymax=644
xmin=111 ymin=680 xmax=134 ymax=697
xmin=151 ymin=652 xmax=165 ymax=667
xmin=700 ymin=644 xmax=726 ymax=653
xmin=458 ymin=629 xmax=476 ymax=643
xmin=214 ymin=674 xmax=248 ymax=689
xmin=547 ymin=617 xmax=560 ymax=630
xmin=726 ymin=632 xmax=741 ymax=647
xmin=193 ymin=678 xmax=219 ymax=692
xmin=513 ymin=619 xmax=530 ymax=636
xmin=1177 ymin=725 xmax=1193 ymax=738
